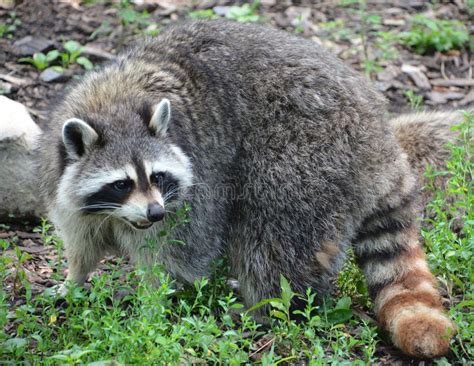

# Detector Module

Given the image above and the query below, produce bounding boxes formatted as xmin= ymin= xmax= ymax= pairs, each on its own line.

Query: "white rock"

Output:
xmin=0 ymin=96 xmax=43 ymax=219
xmin=401 ymin=64 xmax=432 ymax=90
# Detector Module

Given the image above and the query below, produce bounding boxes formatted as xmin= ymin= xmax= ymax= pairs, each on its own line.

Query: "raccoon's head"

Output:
xmin=57 ymin=98 xmax=192 ymax=230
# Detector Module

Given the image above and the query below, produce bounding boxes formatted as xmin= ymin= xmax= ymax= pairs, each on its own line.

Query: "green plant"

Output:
xmin=117 ymin=4 xmax=160 ymax=36
xmin=188 ymin=9 xmax=219 ymax=20
xmin=118 ymin=7 xmax=150 ymax=27
xmin=319 ymin=19 xmax=352 ymax=42
xmin=399 ymin=15 xmax=469 ymax=54
xmin=422 ymin=112 xmax=473 ymax=361
xmin=19 ymin=41 xmax=93 ymax=72
xmin=469 ymin=0 xmax=474 ymax=14
xmin=19 ymin=50 xmax=60 ymax=71
xmin=404 ymin=90 xmax=424 ymax=111
xmin=226 ymin=1 xmax=261 ymax=22
xmin=62 ymin=40 xmax=93 ymax=70
xmin=0 ymin=12 xmax=21 ymax=38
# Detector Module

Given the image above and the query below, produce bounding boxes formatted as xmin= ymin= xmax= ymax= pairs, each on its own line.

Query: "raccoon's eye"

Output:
xmin=112 ymin=180 xmax=133 ymax=193
xmin=151 ymin=171 xmax=179 ymax=197
xmin=151 ymin=172 xmax=166 ymax=185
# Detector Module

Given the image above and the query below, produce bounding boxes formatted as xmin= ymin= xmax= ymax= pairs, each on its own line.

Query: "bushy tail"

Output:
xmin=390 ymin=110 xmax=463 ymax=174
xmin=352 ymin=110 xmax=463 ymax=358
xmin=390 ymin=110 xmax=464 ymax=206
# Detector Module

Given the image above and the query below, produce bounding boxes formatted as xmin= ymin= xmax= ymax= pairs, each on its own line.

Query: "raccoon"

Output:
xmin=37 ymin=20 xmax=458 ymax=359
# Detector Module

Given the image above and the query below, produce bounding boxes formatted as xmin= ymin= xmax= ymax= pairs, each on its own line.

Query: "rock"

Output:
xmin=383 ymin=19 xmax=405 ymax=26
xmin=430 ymin=78 xmax=474 ymax=87
xmin=40 ymin=67 xmax=65 ymax=83
xmin=0 ymin=96 xmax=43 ymax=219
xmin=0 ymin=0 xmax=15 ymax=9
xmin=213 ymin=6 xmax=229 ymax=16
xmin=459 ymin=89 xmax=474 ymax=106
xmin=0 ymin=81 xmax=13 ymax=95
xmin=401 ymin=64 xmax=432 ymax=90
xmin=13 ymin=36 xmax=55 ymax=56
xmin=374 ymin=81 xmax=392 ymax=92
xmin=82 ymin=44 xmax=117 ymax=61
xmin=426 ymin=91 xmax=465 ymax=104
xmin=377 ymin=65 xmax=400 ymax=82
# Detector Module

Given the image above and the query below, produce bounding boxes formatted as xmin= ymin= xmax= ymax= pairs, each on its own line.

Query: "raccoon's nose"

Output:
xmin=147 ymin=203 xmax=165 ymax=222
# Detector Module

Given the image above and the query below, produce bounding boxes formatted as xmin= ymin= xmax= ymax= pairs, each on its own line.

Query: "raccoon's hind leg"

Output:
xmin=354 ymin=179 xmax=456 ymax=358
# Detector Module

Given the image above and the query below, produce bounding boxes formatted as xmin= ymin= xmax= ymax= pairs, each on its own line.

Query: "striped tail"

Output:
xmin=354 ymin=174 xmax=456 ymax=358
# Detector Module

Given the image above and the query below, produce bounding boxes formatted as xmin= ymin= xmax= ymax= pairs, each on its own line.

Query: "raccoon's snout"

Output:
xmin=147 ymin=202 xmax=165 ymax=222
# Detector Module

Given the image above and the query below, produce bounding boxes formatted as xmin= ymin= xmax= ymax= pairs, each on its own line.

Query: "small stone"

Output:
xmin=401 ymin=64 xmax=432 ymax=90
xmin=0 ymin=81 xmax=13 ymax=95
xmin=13 ymin=36 xmax=55 ymax=56
xmin=82 ymin=44 xmax=116 ymax=61
xmin=0 ymin=96 xmax=43 ymax=219
xmin=426 ymin=91 xmax=465 ymax=104
xmin=383 ymin=19 xmax=405 ymax=26
xmin=213 ymin=6 xmax=229 ymax=16
xmin=40 ymin=67 xmax=65 ymax=83
xmin=374 ymin=81 xmax=392 ymax=92
xmin=0 ymin=0 xmax=15 ymax=9
xmin=459 ymin=89 xmax=474 ymax=106
xmin=377 ymin=65 xmax=400 ymax=82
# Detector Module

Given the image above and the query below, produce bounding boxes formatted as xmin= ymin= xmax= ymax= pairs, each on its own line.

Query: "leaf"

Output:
xmin=279 ymin=274 xmax=295 ymax=306
xmin=32 ymin=52 xmax=48 ymax=70
xmin=270 ymin=309 xmax=287 ymax=322
xmin=46 ymin=50 xmax=60 ymax=62
xmin=63 ymin=40 xmax=81 ymax=54
xmin=269 ymin=300 xmax=286 ymax=311
xmin=76 ymin=56 xmax=93 ymax=70
xmin=50 ymin=66 xmax=64 ymax=73
xmin=87 ymin=361 xmax=124 ymax=366
xmin=3 ymin=337 xmax=27 ymax=352
xmin=325 ymin=308 xmax=353 ymax=324
xmin=245 ymin=298 xmax=282 ymax=313
xmin=336 ymin=296 xmax=352 ymax=310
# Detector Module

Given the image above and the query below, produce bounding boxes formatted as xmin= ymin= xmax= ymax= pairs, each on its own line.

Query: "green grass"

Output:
xmin=1 ymin=113 xmax=472 ymax=364
xmin=422 ymin=112 xmax=473 ymax=362
xmin=399 ymin=15 xmax=469 ymax=54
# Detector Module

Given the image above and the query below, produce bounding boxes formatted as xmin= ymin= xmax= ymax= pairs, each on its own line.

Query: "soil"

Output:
xmin=0 ymin=0 xmax=472 ymax=364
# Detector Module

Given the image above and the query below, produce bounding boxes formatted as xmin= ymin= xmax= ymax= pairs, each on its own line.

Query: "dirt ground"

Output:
xmin=0 ymin=0 xmax=472 ymax=364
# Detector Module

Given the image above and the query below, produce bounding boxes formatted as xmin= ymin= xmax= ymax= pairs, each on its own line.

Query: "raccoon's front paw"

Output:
xmin=47 ymin=283 xmax=69 ymax=298
xmin=391 ymin=308 xmax=456 ymax=359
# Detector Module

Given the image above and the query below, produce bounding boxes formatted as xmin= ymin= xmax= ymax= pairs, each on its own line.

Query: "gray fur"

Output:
xmin=36 ymin=20 xmax=456 ymax=356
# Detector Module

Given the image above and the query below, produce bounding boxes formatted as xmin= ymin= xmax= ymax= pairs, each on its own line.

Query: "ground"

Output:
xmin=0 ymin=1 xmax=472 ymax=365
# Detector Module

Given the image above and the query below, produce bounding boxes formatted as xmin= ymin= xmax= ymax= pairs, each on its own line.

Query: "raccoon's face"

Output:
xmin=57 ymin=98 xmax=192 ymax=230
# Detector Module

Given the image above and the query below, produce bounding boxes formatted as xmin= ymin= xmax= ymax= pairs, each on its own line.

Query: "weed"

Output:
xmin=469 ymin=0 xmax=474 ymax=14
xmin=422 ymin=112 xmax=473 ymax=362
xmin=187 ymin=3 xmax=261 ymax=23
xmin=226 ymin=1 xmax=261 ymax=23
xmin=19 ymin=50 xmax=60 ymax=71
xmin=62 ymin=40 xmax=93 ymax=70
xmin=117 ymin=2 xmax=160 ymax=36
xmin=0 ymin=12 xmax=20 ymax=39
xmin=404 ymin=90 xmax=424 ymax=111
xmin=399 ymin=15 xmax=469 ymax=54
xmin=188 ymin=9 xmax=219 ymax=20
xmin=118 ymin=7 xmax=150 ymax=28
xmin=19 ymin=41 xmax=93 ymax=72
xmin=319 ymin=19 xmax=352 ymax=42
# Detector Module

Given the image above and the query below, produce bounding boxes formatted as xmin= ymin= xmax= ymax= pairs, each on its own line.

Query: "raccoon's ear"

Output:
xmin=62 ymin=118 xmax=99 ymax=159
xmin=149 ymin=98 xmax=171 ymax=137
